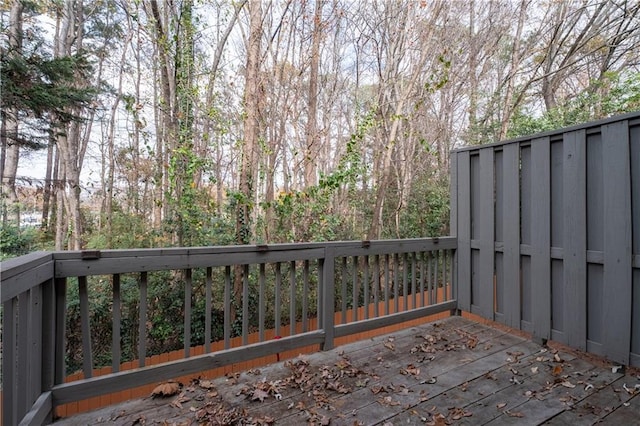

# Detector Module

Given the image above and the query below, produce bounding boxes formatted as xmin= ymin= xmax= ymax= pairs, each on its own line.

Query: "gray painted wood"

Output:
xmin=531 ymin=137 xmax=551 ymax=340
xmin=112 ymin=274 xmax=121 ymax=372
xmin=321 ymin=247 xmax=335 ymax=350
xmin=17 ymin=391 xmax=52 ymax=426
xmin=3 ymin=298 xmax=17 ymax=426
xmin=363 ymin=256 xmax=370 ymax=320
xmin=333 ymin=300 xmax=457 ymax=338
xmin=352 ymin=256 xmax=358 ymax=322
xmin=54 ymin=278 xmax=67 ymax=385
xmin=341 ymin=257 xmax=348 ymax=324
xmin=303 ymin=260 xmax=309 ymax=331
xmin=502 ymin=143 xmax=521 ymax=329
xmin=563 ymin=129 xmax=587 ymax=351
xmin=602 ymin=121 xmax=633 ymax=365
xmin=1 ymin=260 xmax=54 ymax=302
xmin=478 ymin=148 xmax=495 ymax=320
xmin=289 ymin=261 xmax=296 ymax=336
xmin=52 ymin=331 xmax=326 ymax=404
xmin=78 ymin=276 xmax=93 ymax=378
xmin=18 ymin=292 xmax=29 ymax=417
xmin=457 ymin=151 xmax=471 ymax=311
xmin=41 ymin=279 xmax=56 ymax=391
xmin=224 ymin=265 xmax=231 ymax=349
xmin=449 ymin=153 xmax=459 ymax=306
xmin=205 ymin=267 xmax=213 ymax=351
xmin=259 ymin=263 xmax=266 ymax=340
xmin=29 ymin=285 xmax=43 ymax=404
xmin=138 ymin=272 xmax=148 ymax=367
xmin=243 ymin=264 xmax=250 ymax=343
xmin=184 ymin=269 xmax=192 ymax=356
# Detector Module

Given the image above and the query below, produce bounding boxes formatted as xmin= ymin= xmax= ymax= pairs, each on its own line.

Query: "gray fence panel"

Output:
xmin=632 ymin=124 xmax=640 ymax=367
xmin=456 ymin=151 xmax=471 ymax=312
xmin=562 ymin=129 xmax=588 ymax=351
xmin=602 ymin=121 xmax=633 ymax=365
xmin=531 ymin=137 xmax=551 ymax=341
xmin=586 ymin=132 xmax=604 ymax=354
xmin=502 ymin=143 xmax=521 ymax=329
xmin=477 ymin=148 xmax=495 ymax=319
xmin=452 ymin=112 xmax=640 ymax=364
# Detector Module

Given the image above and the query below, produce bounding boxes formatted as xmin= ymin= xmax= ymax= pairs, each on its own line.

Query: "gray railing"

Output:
xmin=1 ymin=238 xmax=456 ymax=425
xmin=450 ymin=111 xmax=640 ymax=369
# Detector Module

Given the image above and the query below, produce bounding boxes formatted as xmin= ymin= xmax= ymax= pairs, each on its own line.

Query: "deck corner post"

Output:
xmin=321 ymin=246 xmax=335 ymax=351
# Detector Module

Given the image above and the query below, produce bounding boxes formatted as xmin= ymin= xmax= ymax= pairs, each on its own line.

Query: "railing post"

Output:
xmin=321 ymin=246 xmax=335 ymax=350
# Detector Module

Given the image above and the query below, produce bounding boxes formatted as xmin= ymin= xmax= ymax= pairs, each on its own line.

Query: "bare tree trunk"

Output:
xmin=1 ymin=0 xmax=24 ymax=226
xmin=303 ymin=0 xmax=323 ymax=188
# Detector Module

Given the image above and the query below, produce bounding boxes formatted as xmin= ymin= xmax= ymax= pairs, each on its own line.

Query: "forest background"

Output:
xmin=2 ymin=0 xmax=640 ymax=371
xmin=2 ymin=0 xmax=640 ymax=257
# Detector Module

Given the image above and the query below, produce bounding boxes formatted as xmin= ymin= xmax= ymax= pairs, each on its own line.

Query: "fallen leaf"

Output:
xmin=531 ymin=366 xmax=539 ymax=374
xmin=552 ymin=365 xmax=563 ymax=376
xmin=151 ymin=381 xmax=181 ymax=397
xmin=384 ymin=341 xmax=396 ymax=351
xmin=554 ymin=353 xmax=562 ymax=363
xmin=497 ymin=402 xmax=507 ymax=409
xmin=505 ymin=410 xmax=524 ymax=418
xmin=252 ymin=389 xmax=270 ymax=402
xmin=561 ymin=381 xmax=576 ymax=389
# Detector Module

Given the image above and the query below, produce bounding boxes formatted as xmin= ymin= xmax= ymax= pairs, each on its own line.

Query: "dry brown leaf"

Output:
xmin=505 ymin=410 xmax=524 ymax=418
xmin=561 ymin=381 xmax=576 ymax=389
xmin=552 ymin=365 xmax=563 ymax=376
xmin=252 ymin=389 xmax=270 ymax=402
xmin=384 ymin=341 xmax=396 ymax=351
xmin=497 ymin=402 xmax=507 ymax=409
xmin=151 ymin=381 xmax=181 ymax=397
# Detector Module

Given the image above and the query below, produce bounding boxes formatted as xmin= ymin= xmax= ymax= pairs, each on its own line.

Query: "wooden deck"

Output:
xmin=54 ymin=317 xmax=640 ymax=425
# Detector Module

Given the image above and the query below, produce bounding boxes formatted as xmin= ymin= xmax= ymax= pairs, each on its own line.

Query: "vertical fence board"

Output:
xmin=456 ymin=151 xmax=471 ymax=311
xmin=259 ymin=264 xmax=266 ymax=340
xmin=3 ymin=298 xmax=17 ymax=426
xmin=531 ymin=137 xmax=551 ymax=340
xmin=478 ymin=148 xmax=495 ymax=319
xmin=54 ymin=278 xmax=67 ymax=384
xmin=18 ymin=292 xmax=29 ymax=416
xmin=631 ymin=125 xmax=640 ymax=363
xmin=503 ymin=143 xmax=521 ymax=328
xmin=602 ymin=121 xmax=632 ymax=365
xmin=29 ymin=285 xmax=43 ymax=405
xmin=42 ymin=279 xmax=56 ymax=392
xmin=563 ymin=129 xmax=587 ymax=350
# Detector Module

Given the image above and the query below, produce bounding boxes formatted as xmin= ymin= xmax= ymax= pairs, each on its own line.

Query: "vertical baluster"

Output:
xmin=42 ymin=278 xmax=56 ymax=392
xmin=224 ymin=265 xmax=231 ymax=349
xmin=18 ymin=292 xmax=28 ymax=417
xmin=352 ymin=256 xmax=358 ymax=322
xmin=434 ymin=250 xmax=440 ymax=303
xmin=442 ymin=250 xmax=448 ymax=301
xmin=275 ymin=263 xmax=281 ymax=337
xmin=448 ymin=249 xmax=454 ymax=301
xmin=78 ymin=276 xmax=93 ymax=378
xmin=112 ymin=274 xmax=121 ymax=372
xmin=139 ymin=272 xmax=148 ymax=367
xmin=303 ymin=260 xmax=309 ymax=332
xmin=428 ymin=252 xmax=434 ymax=305
xmin=205 ymin=267 xmax=212 ymax=353
xmin=54 ymin=278 xmax=67 ymax=385
xmin=403 ymin=253 xmax=409 ymax=311
xmin=394 ymin=254 xmax=400 ymax=313
xmin=373 ymin=255 xmax=380 ymax=317
xmin=411 ymin=252 xmax=417 ymax=309
xmin=363 ymin=255 xmax=369 ymax=320
xmin=184 ymin=269 xmax=192 ymax=357
xmin=419 ymin=252 xmax=425 ymax=306
xmin=3 ymin=298 xmax=17 ymax=426
xmin=384 ymin=254 xmax=390 ymax=315
xmin=243 ymin=264 xmax=249 ymax=345
xmin=289 ymin=261 xmax=296 ymax=336
xmin=317 ymin=258 xmax=324 ymax=330
xmin=29 ymin=285 xmax=43 ymax=406
xmin=259 ymin=263 xmax=266 ymax=341
xmin=341 ymin=257 xmax=348 ymax=324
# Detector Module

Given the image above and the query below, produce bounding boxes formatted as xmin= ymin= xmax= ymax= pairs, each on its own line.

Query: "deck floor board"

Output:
xmin=53 ymin=317 xmax=640 ymax=425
